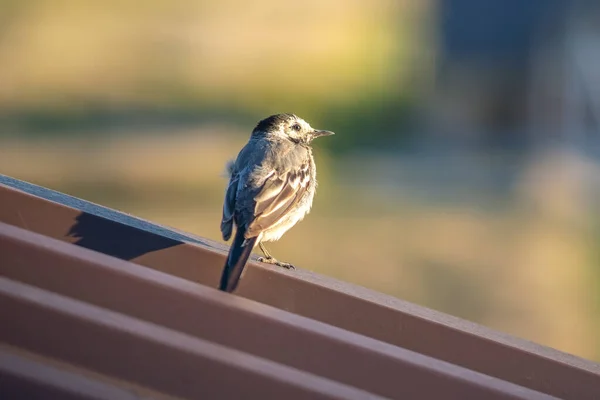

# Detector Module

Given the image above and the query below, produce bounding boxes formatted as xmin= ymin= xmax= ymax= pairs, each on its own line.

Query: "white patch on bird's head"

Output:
xmin=252 ymin=113 xmax=311 ymax=143
xmin=252 ymin=113 xmax=334 ymax=144
xmin=278 ymin=115 xmax=314 ymax=143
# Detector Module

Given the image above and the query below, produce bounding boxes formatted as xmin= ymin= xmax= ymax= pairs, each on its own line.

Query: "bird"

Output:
xmin=219 ymin=113 xmax=334 ymax=292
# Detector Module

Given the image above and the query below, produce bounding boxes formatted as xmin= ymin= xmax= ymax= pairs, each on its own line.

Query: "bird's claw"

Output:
xmin=257 ymin=256 xmax=296 ymax=270
xmin=278 ymin=262 xmax=296 ymax=270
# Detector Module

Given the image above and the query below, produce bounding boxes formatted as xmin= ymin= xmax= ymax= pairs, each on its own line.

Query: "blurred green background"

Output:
xmin=2 ymin=0 xmax=600 ymax=361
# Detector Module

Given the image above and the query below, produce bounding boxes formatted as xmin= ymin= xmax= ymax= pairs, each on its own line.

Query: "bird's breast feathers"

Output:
xmin=233 ymin=140 xmax=316 ymax=240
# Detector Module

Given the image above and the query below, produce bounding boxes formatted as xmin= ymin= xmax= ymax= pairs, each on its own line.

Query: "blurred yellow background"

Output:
xmin=1 ymin=0 xmax=599 ymax=361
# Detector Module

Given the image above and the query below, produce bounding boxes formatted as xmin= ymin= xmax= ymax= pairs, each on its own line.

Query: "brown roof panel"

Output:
xmin=1 ymin=174 xmax=599 ymax=399
xmin=0 ymin=345 xmax=180 ymax=400
xmin=0 ymin=277 xmax=388 ymax=400
xmin=0 ymin=222 xmax=556 ymax=400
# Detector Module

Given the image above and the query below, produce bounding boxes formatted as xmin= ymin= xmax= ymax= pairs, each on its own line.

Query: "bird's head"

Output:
xmin=252 ymin=113 xmax=334 ymax=144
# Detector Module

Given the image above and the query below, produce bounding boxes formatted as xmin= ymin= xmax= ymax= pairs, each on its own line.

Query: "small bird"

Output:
xmin=219 ymin=113 xmax=334 ymax=292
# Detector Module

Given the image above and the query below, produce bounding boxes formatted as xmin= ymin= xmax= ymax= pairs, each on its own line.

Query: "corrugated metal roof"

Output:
xmin=1 ymin=174 xmax=598 ymax=399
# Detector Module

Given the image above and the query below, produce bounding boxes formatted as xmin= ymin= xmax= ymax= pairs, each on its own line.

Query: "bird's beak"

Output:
xmin=312 ymin=130 xmax=335 ymax=138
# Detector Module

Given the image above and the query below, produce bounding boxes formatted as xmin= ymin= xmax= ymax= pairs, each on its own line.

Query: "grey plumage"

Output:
xmin=219 ymin=113 xmax=334 ymax=292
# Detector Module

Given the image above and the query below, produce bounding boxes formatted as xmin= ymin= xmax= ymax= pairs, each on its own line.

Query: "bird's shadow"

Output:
xmin=66 ymin=212 xmax=197 ymax=260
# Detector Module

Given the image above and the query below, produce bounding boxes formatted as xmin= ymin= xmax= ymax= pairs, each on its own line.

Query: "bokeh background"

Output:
xmin=1 ymin=0 xmax=600 ymax=361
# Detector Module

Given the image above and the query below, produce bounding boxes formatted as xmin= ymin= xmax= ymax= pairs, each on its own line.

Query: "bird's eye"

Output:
xmin=291 ymin=124 xmax=301 ymax=132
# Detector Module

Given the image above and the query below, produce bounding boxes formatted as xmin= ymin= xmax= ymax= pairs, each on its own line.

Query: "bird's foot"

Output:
xmin=257 ymin=256 xmax=296 ymax=270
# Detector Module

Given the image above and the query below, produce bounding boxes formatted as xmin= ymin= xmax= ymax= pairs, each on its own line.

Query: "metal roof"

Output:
xmin=1 ymin=174 xmax=598 ymax=399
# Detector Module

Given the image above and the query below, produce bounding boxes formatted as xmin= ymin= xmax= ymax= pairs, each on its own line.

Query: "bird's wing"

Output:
xmin=245 ymin=161 xmax=310 ymax=238
xmin=221 ymin=173 xmax=238 ymax=241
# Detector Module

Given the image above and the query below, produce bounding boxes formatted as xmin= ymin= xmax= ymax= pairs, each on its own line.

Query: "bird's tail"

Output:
xmin=219 ymin=228 xmax=257 ymax=292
